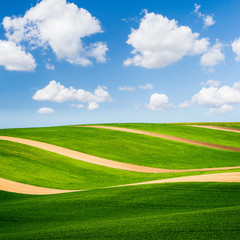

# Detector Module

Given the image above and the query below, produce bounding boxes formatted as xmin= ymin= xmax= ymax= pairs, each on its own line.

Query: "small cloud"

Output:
xmin=194 ymin=4 xmax=201 ymax=15
xmin=232 ymin=38 xmax=240 ymax=61
xmin=0 ymin=40 xmax=36 ymax=71
xmin=147 ymin=93 xmax=174 ymax=110
xmin=208 ymin=104 xmax=233 ymax=115
xmin=194 ymin=3 xmax=215 ymax=28
xmin=203 ymin=15 xmax=215 ymax=27
xmin=179 ymin=100 xmax=192 ymax=108
xmin=118 ymin=86 xmax=136 ymax=91
xmin=33 ymin=81 xmax=112 ymax=110
xmin=200 ymin=41 xmax=225 ymax=68
xmin=88 ymin=102 xmax=99 ymax=110
xmin=45 ymin=62 xmax=55 ymax=70
xmin=180 ymin=80 xmax=240 ymax=115
xmin=201 ymin=79 xmax=220 ymax=87
xmin=138 ymin=83 xmax=153 ymax=90
xmin=70 ymin=104 xmax=84 ymax=109
xmin=37 ymin=107 xmax=55 ymax=114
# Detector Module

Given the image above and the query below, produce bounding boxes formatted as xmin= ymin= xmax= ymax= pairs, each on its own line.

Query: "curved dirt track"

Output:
xmin=1 ymin=172 xmax=240 ymax=195
xmin=0 ymin=177 xmax=78 ymax=195
xmin=84 ymin=125 xmax=240 ymax=152
xmin=1 ymin=136 xmax=240 ymax=173
xmin=188 ymin=125 xmax=240 ymax=133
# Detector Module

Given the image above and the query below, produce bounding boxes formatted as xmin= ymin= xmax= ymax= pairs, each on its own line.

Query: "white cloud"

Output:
xmin=201 ymin=79 xmax=220 ymax=87
xmin=0 ymin=40 xmax=36 ymax=71
xmin=118 ymin=86 xmax=136 ymax=91
xmin=203 ymin=15 xmax=215 ymax=27
xmin=124 ymin=11 xmax=209 ymax=69
xmin=232 ymin=38 xmax=240 ymax=61
xmin=2 ymin=0 xmax=107 ymax=66
xmin=179 ymin=100 xmax=192 ymax=108
xmin=45 ymin=62 xmax=55 ymax=70
xmin=88 ymin=102 xmax=99 ymax=110
xmin=138 ymin=83 xmax=153 ymax=90
xmin=70 ymin=103 xmax=84 ymax=109
xmin=194 ymin=3 xmax=215 ymax=27
xmin=180 ymin=81 xmax=240 ymax=114
xmin=194 ymin=4 xmax=201 ymax=14
xmin=147 ymin=93 xmax=174 ymax=110
xmin=33 ymin=80 xmax=112 ymax=110
xmin=209 ymin=104 xmax=233 ymax=115
xmin=200 ymin=42 xmax=225 ymax=67
xmin=37 ymin=107 xmax=55 ymax=114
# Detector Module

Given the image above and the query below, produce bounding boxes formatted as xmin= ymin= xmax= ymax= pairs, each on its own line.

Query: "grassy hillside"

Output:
xmin=0 ymin=127 xmax=240 ymax=169
xmin=2 ymin=139 xmax=239 ymax=189
xmin=189 ymin=122 xmax=240 ymax=129
xmin=101 ymin=123 xmax=240 ymax=148
xmin=1 ymin=183 xmax=240 ymax=239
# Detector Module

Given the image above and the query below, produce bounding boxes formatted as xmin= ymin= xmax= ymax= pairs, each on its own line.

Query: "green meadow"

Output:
xmin=0 ymin=122 xmax=240 ymax=239
xmin=1 ymin=139 xmax=239 ymax=190
xmin=101 ymin=123 xmax=240 ymax=148
xmin=0 ymin=125 xmax=240 ymax=169
xmin=1 ymin=183 xmax=240 ymax=239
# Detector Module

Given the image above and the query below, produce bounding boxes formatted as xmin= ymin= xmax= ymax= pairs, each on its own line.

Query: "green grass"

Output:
xmin=1 ymin=183 xmax=240 ymax=239
xmin=101 ymin=122 xmax=240 ymax=148
xmin=189 ymin=122 xmax=240 ymax=129
xmin=0 ymin=126 xmax=240 ymax=169
xmin=1 ymin=123 xmax=240 ymax=239
xmin=2 ymin=140 xmax=239 ymax=190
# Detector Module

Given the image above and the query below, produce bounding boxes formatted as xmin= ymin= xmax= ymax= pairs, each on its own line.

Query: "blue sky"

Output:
xmin=0 ymin=0 xmax=240 ymax=128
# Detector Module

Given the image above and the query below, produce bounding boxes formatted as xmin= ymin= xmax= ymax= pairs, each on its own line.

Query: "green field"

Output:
xmin=190 ymin=122 xmax=240 ymax=129
xmin=0 ymin=122 xmax=240 ymax=239
xmin=1 ymin=139 xmax=239 ymax=190
xmin=1 ymin=183 xmax=240 ymax=239
xmin=0 ymin=126 xmax=240 ymax=169
xmin=99 ymin=123 xmax=240 ymax=148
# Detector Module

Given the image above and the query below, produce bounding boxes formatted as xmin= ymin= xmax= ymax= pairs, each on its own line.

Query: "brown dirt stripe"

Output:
xmin=1 ymin=136 xmax=240 ymax=173
xmin=188 ymin=125 xmax=240 ymax=133
xmin=114 ymin=172 xmax=240 ymax=188
xmin=1 ymin=172 xmax=240 ymax=195
xmin=0 ymin=177 xmax=78 ymax=195
xmin=83 ymin=125 xmax=240 ymax=152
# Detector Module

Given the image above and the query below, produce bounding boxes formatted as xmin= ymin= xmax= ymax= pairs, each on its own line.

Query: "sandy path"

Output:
xmin=84 ymin=126 xmax=240 ymax=152
xmin=1 ymin=136 xmax=240 ymax=174
xmin=1 ymin=172 xmax=240 ymax=195
xmin=0 ymin=177 xmax=78 ymax=195
xmin=188 ymin=125 xmax=240 ymax=133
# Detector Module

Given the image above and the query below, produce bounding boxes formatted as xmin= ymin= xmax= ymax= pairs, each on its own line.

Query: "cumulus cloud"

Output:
xmin=2 ymin=0 xmax=108 ymax=67
xmin=138 ymin=83 xmax=153 ymax=90
xmin=124 ymin=11 xmax=209 ymax=69
xmin=147 ymin=93 xmax=174 ymax=110
xmin=232 ymin=38 xmax=240 ymax=61
xmin=179 ymin=81 xmax=240 ymax=114
xmin=33 ymin=80 xmax=112 ymax=110
xmin=201 ymin=79 xmax=220 ymax=87
xmin=200 ymin=42 xmax=225 ymax=67
xmin=194 ymin=3 xmax=215 ymax=27
xmin=0 ymin=40 xmax=36 ymax=71
xmin=37 ymin=107 xmax=55 ymax=114
xmin=118 ymin=86 xmax=136 ymax=91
